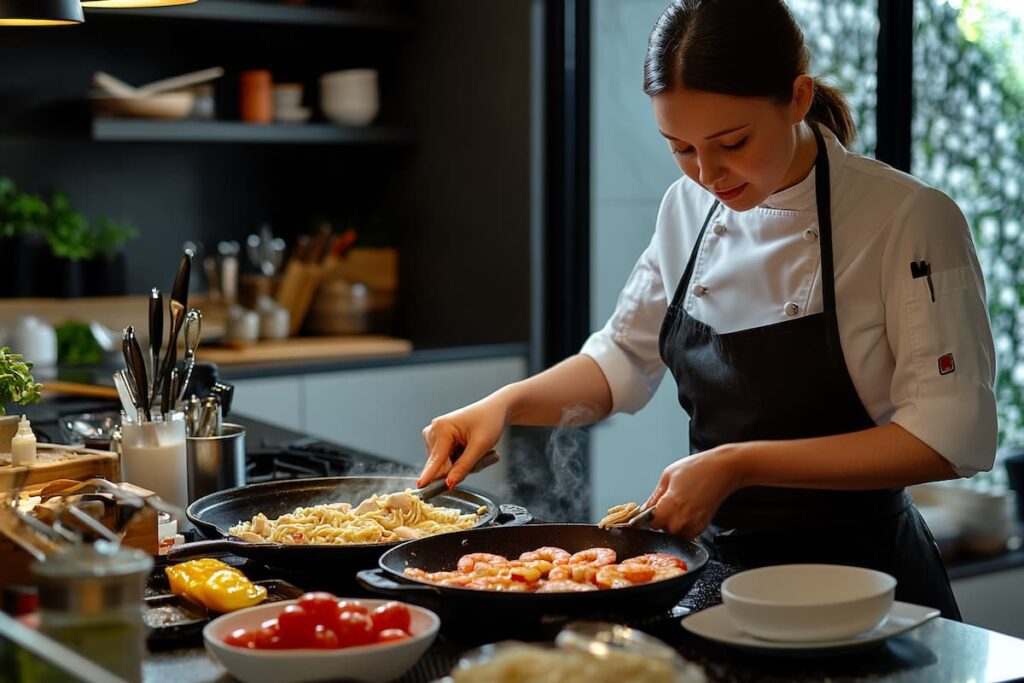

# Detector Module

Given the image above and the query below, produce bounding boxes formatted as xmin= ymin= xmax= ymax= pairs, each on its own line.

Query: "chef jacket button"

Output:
xmin=803 ymin=228 xmax=819 ymax=242
xmin=691 ymin=284 xmax=709 ymax=298
xmin=784 ymin=301 xmax=800 ymax=316
xmin=712 ymin=223 xmax=727 ymax=236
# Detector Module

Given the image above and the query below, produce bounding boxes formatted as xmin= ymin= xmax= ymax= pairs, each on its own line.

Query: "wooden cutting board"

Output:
xmin=199 ymin=335 xmax=413 ymax=366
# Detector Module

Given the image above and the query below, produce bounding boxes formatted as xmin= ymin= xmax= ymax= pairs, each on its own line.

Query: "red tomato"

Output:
xmin=277 ymin=604 xmax=318 ymax=648
xmin=223 ymin=628 xmax=256 ymax=648
xmin=376 ymin=628 xmax=410 ymax=644
xmin=297 ymin=592 xmax=340 ymax=625
xmin=336 ymin=599 xmax=369 ymax=616
xmin=311 ymin=625 xmax=340 ymax=649
xmin=370 ymin=602 xmax=411 ymax=635
xmin=333 ymin=611 xmax=374 ymax=648
xmin=253 ymin=619 xmax=285 ymax=650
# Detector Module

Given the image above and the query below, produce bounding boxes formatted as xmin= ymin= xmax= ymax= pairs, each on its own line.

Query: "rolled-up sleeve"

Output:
xmin=883 ymin=186 xmax=997 ymax=476
xmin=580 ymin=233 xmax=671 ymax=415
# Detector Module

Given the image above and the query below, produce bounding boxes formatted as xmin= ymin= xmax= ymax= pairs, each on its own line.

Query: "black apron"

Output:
xmin=658 ymin=125 xmax=961 ymax=620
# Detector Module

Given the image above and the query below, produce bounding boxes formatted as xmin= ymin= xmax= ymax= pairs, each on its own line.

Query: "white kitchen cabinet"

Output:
xmin=952 ymin=566 xmax=1024 ymax=638
xmin=230 ymin=376 xmax=305 ymax=433
xmin=298 ymin=357 xmax=527 ymax=495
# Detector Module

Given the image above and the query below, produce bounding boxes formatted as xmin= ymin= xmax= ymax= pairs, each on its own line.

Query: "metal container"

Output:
xmin=186 ymin=423 xmax=246 ymax=503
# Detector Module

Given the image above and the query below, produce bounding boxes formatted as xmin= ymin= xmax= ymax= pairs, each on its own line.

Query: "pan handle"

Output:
xmin=166 ymin=539 xmax=247 ymax=561
xmin=356 ymin=569 xmax=442 ymax=598
xmin=494 ymin=504 xmax=533 ymax=527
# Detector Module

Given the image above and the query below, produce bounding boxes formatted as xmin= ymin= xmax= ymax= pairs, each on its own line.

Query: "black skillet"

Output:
xmin=357 ymin=523 xmax=708 ymax=628
xmin=173 ymin=476 xmax=531 ymax=576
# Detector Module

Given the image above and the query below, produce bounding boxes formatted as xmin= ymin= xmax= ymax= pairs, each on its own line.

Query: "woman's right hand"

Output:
xmin=417 ymin=390 xmax=512 ymax=488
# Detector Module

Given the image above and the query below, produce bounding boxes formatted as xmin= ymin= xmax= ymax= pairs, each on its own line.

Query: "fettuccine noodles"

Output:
xmin=229 ymin=490 xmax=483 ymax=545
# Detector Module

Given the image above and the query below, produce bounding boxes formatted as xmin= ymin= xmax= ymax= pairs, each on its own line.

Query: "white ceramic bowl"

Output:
xmin=203 ymin=598 xmax=440 ymax=683
xmin=720 ymin=564 xmax=896 ymax=642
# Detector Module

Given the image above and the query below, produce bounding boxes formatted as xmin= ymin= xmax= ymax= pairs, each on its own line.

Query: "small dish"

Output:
xmin=203 ymin=598 xmax=439 ymax=683
xmin=681 ymin=601 xmax=939 ymax=656
xmin=721 ymin=564 xmax=896 ymax=642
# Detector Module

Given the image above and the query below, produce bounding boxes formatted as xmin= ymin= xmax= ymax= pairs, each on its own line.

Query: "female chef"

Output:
xmin=417 ymin=0 xmax=996 ymax=619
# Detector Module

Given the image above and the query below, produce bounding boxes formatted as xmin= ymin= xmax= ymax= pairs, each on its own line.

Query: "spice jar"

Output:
xmin=30 ymin=540 xmax=153 ymax=683
xmin=240 ymin=70 xmax=272 ymax=124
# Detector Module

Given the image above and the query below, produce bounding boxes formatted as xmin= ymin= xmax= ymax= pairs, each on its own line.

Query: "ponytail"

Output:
xmin=645 ymin=0 xmax=858 ymax=147
xmin=806 ymin=80 xmax=856 ymax=147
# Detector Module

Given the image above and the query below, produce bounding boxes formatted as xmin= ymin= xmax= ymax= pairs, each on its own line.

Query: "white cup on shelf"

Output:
xmin=320 ymin=69 xmax=379 ymax=126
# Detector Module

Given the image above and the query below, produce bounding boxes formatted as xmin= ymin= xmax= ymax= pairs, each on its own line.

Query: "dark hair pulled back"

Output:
xmin=644 ymin=0 xmax=856 ymax=147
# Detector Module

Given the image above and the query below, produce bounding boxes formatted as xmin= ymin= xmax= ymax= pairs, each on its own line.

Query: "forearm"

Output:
xmin=497 ymin=354 xmax=613 ymax=427
xmin=728 ymin=423 xmax=960 ymax=491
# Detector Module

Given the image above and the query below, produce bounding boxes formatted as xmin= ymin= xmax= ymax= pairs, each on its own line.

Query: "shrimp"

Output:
xmin=457 ymin=553 xmax=508 ymax=573
xmin=466 ymin=575 xmax=530 ymax=592
xmin=536 ymin=580 xmax=599 ymax=593
xmin=549 ymin=564 xmax=599 ymax=585
xmin=569 ymin=547 xmax=617 ymax=566
xmin=518 ymin=546 xmax=571 ymax=565
xmin=653 ymin=565 xmax=687 ymax=581
xmin=403 ymin=567 xmax=431 ymax=581
xmin=623 ymin=553 xmax=687 ymax=570
xmin=594 ymin=563 xmax=656 ymax=589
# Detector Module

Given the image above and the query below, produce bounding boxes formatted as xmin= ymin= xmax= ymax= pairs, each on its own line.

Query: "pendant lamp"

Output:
xmin=81 ymin=0 xmax=197 ymax=7
xmin=0 ymin=0 xmax=84 ymax=25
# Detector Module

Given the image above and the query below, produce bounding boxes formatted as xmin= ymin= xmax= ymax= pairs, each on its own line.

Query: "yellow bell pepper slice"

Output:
xmin=165 ymin=559 xmax=266 ymax=612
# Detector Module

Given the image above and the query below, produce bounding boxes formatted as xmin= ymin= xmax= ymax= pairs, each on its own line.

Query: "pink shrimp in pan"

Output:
xmin=569 ymin=547 xmax=617 ymax=566
xmin=536 ymin=580 xmax=599 ymax=593
xmin=457 ymin=553 xmax=508 ymax=573
xmin=622 ymin=553 xmax=688 ymax=570
xmin=518 ymin=546 xmax=571 ymax=565
xmin=594 ymin=563 xmax=657 ymax=589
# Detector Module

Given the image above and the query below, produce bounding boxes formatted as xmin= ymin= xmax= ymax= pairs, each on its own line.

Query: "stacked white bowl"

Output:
xmin=319 ymin=69 xmax=379 ymax=126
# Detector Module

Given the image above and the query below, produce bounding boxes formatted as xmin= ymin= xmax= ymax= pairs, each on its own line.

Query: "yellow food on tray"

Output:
xmin=228 ymin=490 xmax=483 ymax=545
xmin=165 ymin=558 xmax=267 ymax=612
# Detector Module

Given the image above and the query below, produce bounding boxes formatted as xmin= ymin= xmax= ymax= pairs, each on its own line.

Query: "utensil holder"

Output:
xmin=186 ymin=424 xmax=246 ymax=503
xmin=120 ymin=413 xmax=188 ymax=513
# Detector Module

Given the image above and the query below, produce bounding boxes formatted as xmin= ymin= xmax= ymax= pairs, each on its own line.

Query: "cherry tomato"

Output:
xmin=253 ymin=619 xmax=285 ymax=649
xmin=336 ymin=599 xmax=369 ymax=616
xmin=311 ymin=624 xmax=340 ymax=649
xmin=333 ymin=611 xmax=374 ymax=647
xmin=277 ymin=604 xmax=318 ymax=648
xmin=376 ymin=628 xmax=410 ymax=644
xmin=297 ymin=592 xmax=340 ymax=624
xmin=223 ymin=627 xmax=256 ymax=648
xmin=370 ymin=602 xmax=411 ymax=635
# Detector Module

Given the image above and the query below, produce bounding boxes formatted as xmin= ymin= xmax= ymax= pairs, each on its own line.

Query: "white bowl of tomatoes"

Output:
xmin=203 ymin=592 xmax=440 ymax=683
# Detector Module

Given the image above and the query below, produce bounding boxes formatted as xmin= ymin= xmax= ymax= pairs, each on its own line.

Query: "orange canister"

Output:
xmin=240 ymin=70 xmax=272 ymax=124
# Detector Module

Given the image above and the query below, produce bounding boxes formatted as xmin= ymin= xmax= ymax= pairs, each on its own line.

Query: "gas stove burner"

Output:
xmin=244 ymin=437 xmax=415 ymax=484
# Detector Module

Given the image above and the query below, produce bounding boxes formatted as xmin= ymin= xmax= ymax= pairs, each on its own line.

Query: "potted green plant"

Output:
xmin=0 ymin=177 xmax=138 ymax=298
xmin=0 ymin=347 xmax=42 ymax=453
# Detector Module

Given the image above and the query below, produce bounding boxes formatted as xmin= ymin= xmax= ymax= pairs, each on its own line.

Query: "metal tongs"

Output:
xmin=414 ymin=450 xmax=501 ymax=502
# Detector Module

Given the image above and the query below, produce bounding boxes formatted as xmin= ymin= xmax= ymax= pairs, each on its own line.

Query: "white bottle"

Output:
xmin=12 ymin=415 xmax=37 ymax=466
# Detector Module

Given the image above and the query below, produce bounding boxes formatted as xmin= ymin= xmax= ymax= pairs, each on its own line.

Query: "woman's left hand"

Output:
xmin=643 ymin=444 xmax=745 ymax=539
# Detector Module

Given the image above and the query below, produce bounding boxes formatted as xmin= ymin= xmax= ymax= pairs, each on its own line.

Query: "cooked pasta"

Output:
xmin=229 ymin=490 xmax=483 ymax=545
xmin=598 ymin=502 xmax=640 ymax=528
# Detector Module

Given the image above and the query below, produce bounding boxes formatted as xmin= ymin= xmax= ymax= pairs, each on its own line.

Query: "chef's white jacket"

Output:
xmin=581 ymin=127 xmax=997 ymax=477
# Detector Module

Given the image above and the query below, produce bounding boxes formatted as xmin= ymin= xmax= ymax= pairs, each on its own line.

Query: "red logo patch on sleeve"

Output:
xmin=938 ymin=353 xmax=955 ymax=375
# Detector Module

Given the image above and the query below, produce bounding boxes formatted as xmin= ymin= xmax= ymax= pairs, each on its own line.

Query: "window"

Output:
xmin=914 ymin=0 xmax=1024 ymax=445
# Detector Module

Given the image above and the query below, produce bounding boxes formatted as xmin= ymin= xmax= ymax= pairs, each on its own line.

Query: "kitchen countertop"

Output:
xmin=18 ymin=401 xmax=1024 ymax=681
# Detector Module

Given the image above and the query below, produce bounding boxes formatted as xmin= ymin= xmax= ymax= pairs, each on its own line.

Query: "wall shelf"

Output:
xmin=84 ymin=0 xmax=413 ymax=30
xmin=91 ymin=119 xmax=413 ymax=144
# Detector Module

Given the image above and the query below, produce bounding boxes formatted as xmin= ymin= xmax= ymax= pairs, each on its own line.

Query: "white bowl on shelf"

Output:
xmin=203 ymin=598 xmax=440 ymax=683
xmin=720 ymin=564 xmax=896 ymax=643
xmin=320 ymin=69 xmax=379 ymax=126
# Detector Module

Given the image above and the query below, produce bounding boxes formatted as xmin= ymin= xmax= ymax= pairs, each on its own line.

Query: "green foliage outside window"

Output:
xmin=793 ymin=0 xmax=1024 ymax=448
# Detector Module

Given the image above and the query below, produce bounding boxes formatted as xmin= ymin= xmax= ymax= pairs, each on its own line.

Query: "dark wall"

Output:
xmin=0 ymin=0 xmax=532 ymax=348
xmin=393 ymin=0 xmax=532 ymax=347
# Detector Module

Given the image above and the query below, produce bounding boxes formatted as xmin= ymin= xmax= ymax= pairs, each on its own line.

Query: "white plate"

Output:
xmin=681 ymin=600 xmax=940 ymax=656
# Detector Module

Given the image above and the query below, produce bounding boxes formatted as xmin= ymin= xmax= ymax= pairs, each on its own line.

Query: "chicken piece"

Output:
xmin=393 ymin=526 xmax=422 ymax=540
xmin=383 ymin=491 xmax=415 ymax=512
